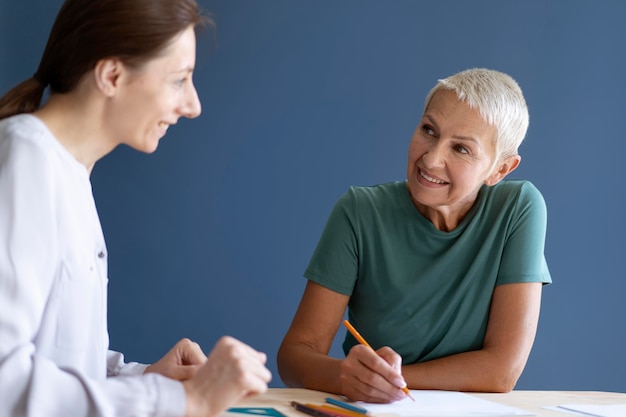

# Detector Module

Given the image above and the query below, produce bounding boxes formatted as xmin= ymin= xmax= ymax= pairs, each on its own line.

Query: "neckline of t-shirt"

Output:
xmin=396 ymin=180 xmax=484 ymax=237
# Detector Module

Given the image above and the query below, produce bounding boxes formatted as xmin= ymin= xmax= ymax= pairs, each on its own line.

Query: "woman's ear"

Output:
xmin=485 ymin=155 xmax=521 ymax=186
xmin=93 ymin=58 xmax=124 ymax=97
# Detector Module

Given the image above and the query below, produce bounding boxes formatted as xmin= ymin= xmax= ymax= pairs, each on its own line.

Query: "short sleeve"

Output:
xmin=304 ymin=189 xmax=360 ymax=295
xmin=497 ymin=182 xmax=552 ymax=285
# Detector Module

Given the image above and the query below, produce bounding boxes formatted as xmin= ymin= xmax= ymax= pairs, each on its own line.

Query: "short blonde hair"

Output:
xmin=423 ymin=68 xmax=529 ymax=160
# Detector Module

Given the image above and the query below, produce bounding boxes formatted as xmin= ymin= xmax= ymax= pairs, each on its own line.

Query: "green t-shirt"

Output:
xmin=304 ymin=180 xmax=551 ymax=364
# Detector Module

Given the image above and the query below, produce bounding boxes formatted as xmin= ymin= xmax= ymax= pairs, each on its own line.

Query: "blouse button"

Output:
xmin=97 ymin=251 xmax=105 ymax=259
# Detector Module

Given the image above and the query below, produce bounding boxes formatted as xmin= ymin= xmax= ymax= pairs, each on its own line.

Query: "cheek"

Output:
xmin=406 ymin=146 xmax=416 ymax=174
xmin=407 ymin=141 xmax=421 ymax=162
xmin=453 ymin=165 xmax=488 ymax=190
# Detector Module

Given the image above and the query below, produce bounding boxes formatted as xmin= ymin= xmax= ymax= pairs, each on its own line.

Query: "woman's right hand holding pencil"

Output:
xmin=339 ymin=320 xmax=413 ymax=403
xmin=339 ymin=343 xmax=409 ymax=403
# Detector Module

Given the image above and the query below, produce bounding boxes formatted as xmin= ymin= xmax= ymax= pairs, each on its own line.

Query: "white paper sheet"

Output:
xmin=357 ymin=390 xmax=534 ymax=416
xmin=555 ymin=404 xmax=626 ymax=417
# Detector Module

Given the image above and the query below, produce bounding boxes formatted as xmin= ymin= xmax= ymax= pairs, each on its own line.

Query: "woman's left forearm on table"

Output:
xmin=402 ymin=348 xmax=527 ymax=392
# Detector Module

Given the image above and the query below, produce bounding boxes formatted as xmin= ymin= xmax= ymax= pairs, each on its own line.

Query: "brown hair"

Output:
xmin=0 ymin=0 xmax=212 ymax=120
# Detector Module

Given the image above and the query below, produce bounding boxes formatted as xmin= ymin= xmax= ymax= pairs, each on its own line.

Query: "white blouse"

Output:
xmin=0 ymin=114 xmax=185 ymax=417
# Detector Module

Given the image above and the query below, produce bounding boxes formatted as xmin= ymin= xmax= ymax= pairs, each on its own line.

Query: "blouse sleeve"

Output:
xmin=0 ymin=123 xmax=185 ymax=417
xmin=107 ymin=350 xmax=150 ymax=376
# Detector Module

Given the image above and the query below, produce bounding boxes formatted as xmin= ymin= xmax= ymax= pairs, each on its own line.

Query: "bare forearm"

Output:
xmin=403 ymin=284 xmax=541 ymax=393
xmin=277 ymin=343 xmax=343 ymax=394
xmin=402 ymin=349 xmax=526 ymax=393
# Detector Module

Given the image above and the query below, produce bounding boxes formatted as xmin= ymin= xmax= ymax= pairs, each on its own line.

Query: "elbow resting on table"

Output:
xmin=451 ymin=373 xmax=518 ymax=393
xmin=276 ymin=359 xmax=303 ymax=389
xmin=485 ymin=375 xmax=517 ymax=393
xmin=276 ymin=345 xmax=305 ymax=389
xmin=472 ymin=364 xmax=524 ymax=393
xmin=464 ymin=338 xmax=532 ymax=393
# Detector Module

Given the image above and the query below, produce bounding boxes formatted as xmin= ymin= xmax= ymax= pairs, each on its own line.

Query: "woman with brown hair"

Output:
xmin=0 ymin=1 xmax=271 ymax=416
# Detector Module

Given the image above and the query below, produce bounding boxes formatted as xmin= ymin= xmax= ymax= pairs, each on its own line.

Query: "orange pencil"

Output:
xmin=343 ymin=319 xmax=415 ymax=401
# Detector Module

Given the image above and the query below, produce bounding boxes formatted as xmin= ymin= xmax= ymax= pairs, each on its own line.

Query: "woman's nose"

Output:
xmin=181 ymin=82 xmax=202 ymax=119
xmin=422 ymin=141 xmax=446 ymax=168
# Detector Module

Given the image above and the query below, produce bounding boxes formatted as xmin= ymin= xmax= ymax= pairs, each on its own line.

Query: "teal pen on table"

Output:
xmin=324 ymin=397 xmax=368 ymax=415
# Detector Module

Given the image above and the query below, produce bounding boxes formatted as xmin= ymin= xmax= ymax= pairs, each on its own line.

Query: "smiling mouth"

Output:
xmin=419 ymin=169 xmax=447 ymax=185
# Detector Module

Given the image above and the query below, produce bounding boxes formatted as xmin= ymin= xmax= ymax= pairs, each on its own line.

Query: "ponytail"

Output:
xmin=0 ymin=77 xmax=47 ymax=120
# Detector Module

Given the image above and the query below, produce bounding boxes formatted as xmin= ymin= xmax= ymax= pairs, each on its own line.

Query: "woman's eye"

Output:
xmin=422 ymin=125 xmax=435 ymax=136
xmin=454 ymin=144 xmax=469 ymax=154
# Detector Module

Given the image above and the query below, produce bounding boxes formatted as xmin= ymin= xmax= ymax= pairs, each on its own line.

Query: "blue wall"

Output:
xmin=2 ymin=0 xmax=625 ymax=392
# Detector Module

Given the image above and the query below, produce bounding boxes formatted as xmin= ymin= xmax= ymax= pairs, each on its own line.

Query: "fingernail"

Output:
xmin=393 ymin=376 xmax=406 ymax=387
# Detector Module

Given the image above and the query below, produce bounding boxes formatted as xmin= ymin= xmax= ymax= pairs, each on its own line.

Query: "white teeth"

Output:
xmin=420 ymin=170 xmax=446 ymax=184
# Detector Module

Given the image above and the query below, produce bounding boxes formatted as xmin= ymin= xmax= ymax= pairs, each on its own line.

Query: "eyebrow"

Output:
xmin=171 ymin=66 xmax=195 ymax=75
